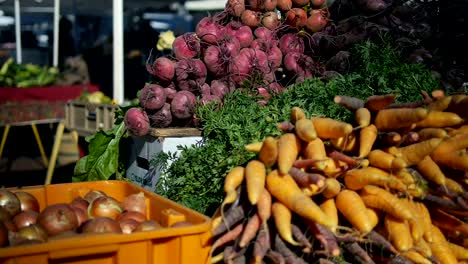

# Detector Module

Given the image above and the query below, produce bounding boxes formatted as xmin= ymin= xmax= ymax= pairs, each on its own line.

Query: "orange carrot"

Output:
xmin=355 ymin=107 xmax=371 ymax=128
xmin=290 ymin=106 xmax=306 ymax=124
xmin=448 ymin=242 xmax=468 ymax=260
xmin=358 ymin=124 xmax=378 ymax=158
xmin=430 ymin=225 xmax=458 ymax=264
xmin=344 ymin=166 xmax=406 ymax=191
xmin=330 ymin=131 xmax=358 ymax=153
xmin=211 ymin=223 xmax=244 ymax=255
xmin=259 ymin=136 xmax=278 ymax=168
xmin=360 ymin=186 xmax=413 ymax=220
xmin=272 ymin=202 xmax=300 ymax=246
xmin=322 ymin=178 xmax=341 ymax=199
xmin=334 ymin=95 xmax=364 ymax=111
xmin=401 ymin=250 xmax=432 ymax=264
xmin=245 ymin=141 xmax=263 ymax=152
xmin=246 ymin=160 xmax=267 ymax=205
xmin=311 ymin=117 xmax=353 ymax=139
xmin=266 ymin=170 xmax=332 ymax=228
xmin=320 ymin=199 xmax=338 ymax=233
xmin=374 ymin=108 xmax=428 ymax=131
xmin=294 ymin=118 xmax=317 ymax=142
xmin=368 ymin=149 xmax=407 ymax=170
xmin=417 ymin=156 xmax=446 ymax=185
xmin=385 ymin=214 xmax=413 ymax=252
xmin=257 ymin=189 xmax=272 ymax=224
xmin=417 ymin=128 xmax=448 ymax=141
xmin=277 ymin=133 xmax=301 ymax=175
xmin=364 ymin=94 xmax=396 ymax=111
xmin=239 ymin=213 xmax=261 ymax=248
xmin=416 ymin=111 xmax=464 ymax=128
xmin=392 ymin=138 xmax=443 ymax=166
xmin=336 ymin=190 xmax=375 ymax=234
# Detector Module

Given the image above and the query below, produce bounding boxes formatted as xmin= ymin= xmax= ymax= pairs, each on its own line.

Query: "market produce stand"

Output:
xmin=0 ymin=84 xmax=99 ymax=185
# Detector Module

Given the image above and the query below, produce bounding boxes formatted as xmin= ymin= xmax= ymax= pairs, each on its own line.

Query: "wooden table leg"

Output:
xmin=31 ymin=123 xmax=49 ymax=167
xmin=45 ymin=122 xmax=65 ymax=185
xmin=0 ymin=125 xmax=10 ymax=160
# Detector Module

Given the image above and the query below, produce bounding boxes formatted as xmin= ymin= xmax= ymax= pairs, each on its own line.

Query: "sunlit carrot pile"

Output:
xmin=209 ymin=90 xmax=468 ymax=264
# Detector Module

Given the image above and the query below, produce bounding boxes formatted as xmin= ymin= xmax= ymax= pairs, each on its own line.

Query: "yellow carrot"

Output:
xmin=360 ymin=186 xmax=413 ymax=220
xmin=322 ymin=178 xmax=341 ymax=199
xmin=290 ymin=106 xmax=306 ymax=124
xmin=272 ymin=202 xmax=300 ymax=246
xmin=417 ymin=203 xmax=433 ymax=243
xmin=385 ymin=214 xmax=413 ymax=252
xmin=303 ymin=138 xmax=335 ymax=172
xmin=294 ymin=118 xmax=317 ymax=142
xmin=259 ymin=136 xmax=278 ymax=168
xmin=430 ymin=225 xmax=458 ymax=264
xmin=336 ymin=190 xmax=374 ymax=234
xmin=355 ymin=107 xmax=371 ymax=128
xmin=366 ymin=208 xmax=379 ymax=231
xmin=417 ymin=128 xmax=448 ymax=141
xmin=358 ymin=124 xmax=378 ymax=158
xmin=245 ymin=141 xmax=263 ymax=152
xmin=277 ymin=133 xmax=301 ymax=175
xmin=428 ymin=95 xmax=452 ymax=111
xmin=344 ymin=167 xmax=407 ymax=192
xmin=221 ymin=166 xmax=245 ymax=220
xmin=368 ymin=149 xmax=407 ymax=170
xmin=448 ymin=242 xmax=468 ymax=260
xmin=393 ymin=138 xmax=443 ymax=166
xmin=416 ymin=110 xmax=464 ymax=128
xmin=320 ymin=199 xmax=338 ymax=233
xmin=374 ymin=108 xmax=428 ymax=131
xmin=266 ymin=170 xmax=332 ymax=228
xmin=417 ymin=155 xmax=446 ymax=185
xmin=311 ymin=117 xmax=353 ymax=139
xmin=330 ymin=132 xmax=358 ymax=153
xmin=246 ymin=160 xmax=266 ymax=205
xmin=401 ymin=250 xmax=432 ymax=264
xmin=414 ymin=238 xmax=432 ymax=258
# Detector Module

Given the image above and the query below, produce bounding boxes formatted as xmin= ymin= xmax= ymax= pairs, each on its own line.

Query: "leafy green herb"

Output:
xmin=154 ymin=40 xmax=439 ymax=215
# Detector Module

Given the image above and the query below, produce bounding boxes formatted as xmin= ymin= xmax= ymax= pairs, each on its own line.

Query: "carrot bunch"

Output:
xmin=209 ymin=91 xmax=468 ymax=264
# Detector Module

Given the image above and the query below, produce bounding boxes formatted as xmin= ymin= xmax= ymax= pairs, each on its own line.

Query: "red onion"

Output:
xmin=88 ymin=196 xmax=122 ymax=220
xmin=82 ymin=217 xmax=122 ymax=234
xmin=134 ymin=220 xmax=162 ymax=232
xmin=14 ymin=191 xmax=40 ymax=213
xmin=13 ymin=210 xmax=38 ymax=229
xmin=117 ymin=211 xmax=146 ymax=223
xmin=0 ymin=190 xmax=21 ymax=217
xmin=38 ymin=203 xmax=79 ymax=236
xmin=83 ymin=190 xmax=107 ymax=204
xmin=119 ymin=218 xmax=139 ymax=234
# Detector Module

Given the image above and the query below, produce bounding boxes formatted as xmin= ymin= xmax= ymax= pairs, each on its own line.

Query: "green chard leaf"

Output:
xmin=73 ymin=122 xmax=127 ymax=182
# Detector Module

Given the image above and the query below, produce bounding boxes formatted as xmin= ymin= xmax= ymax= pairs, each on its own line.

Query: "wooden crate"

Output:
xmin=65 ymin=100 xmax=118 ymax=135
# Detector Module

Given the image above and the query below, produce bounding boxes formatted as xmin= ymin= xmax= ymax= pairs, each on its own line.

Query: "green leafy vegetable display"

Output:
xmin=0 ymin=58 xmax=59 ymax=88
xmin=154 ymin=40 xmax=440 ymax=215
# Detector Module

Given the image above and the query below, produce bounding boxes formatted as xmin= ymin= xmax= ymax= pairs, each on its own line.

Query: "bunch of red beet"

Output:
xmin=124 ymin=0 xmax=332 ymax=136
xmin=0 ymin=189 xmax=190 ymax=248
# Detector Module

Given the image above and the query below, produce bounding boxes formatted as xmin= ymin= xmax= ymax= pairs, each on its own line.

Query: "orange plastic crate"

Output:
xmin=0 ymin=181 xmax=212 ymax=264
